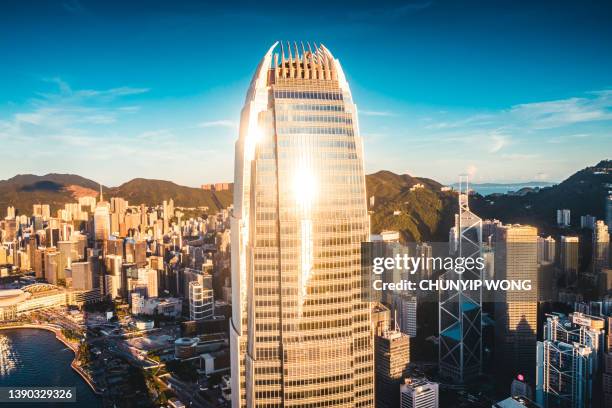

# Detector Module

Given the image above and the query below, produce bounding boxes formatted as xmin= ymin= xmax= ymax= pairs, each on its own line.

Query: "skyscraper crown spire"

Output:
xmin=271 ymin=41 xmax=338 ymax=81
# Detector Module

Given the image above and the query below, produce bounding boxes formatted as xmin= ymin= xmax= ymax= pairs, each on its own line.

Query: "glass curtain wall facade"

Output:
xmin=230 ymin=42 xmax=374 ymax=408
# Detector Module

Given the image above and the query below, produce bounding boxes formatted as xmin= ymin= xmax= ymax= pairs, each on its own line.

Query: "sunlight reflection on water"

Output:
xmin=0 ymin=334 xmax=19 ymax=377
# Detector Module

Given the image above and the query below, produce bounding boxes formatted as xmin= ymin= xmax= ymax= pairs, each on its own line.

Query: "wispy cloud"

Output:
xmin=0 ymin=77 xmax=229 ymax=186
xmin=118 ymin=106 xmax=141 ymax=113
xmin=198 ymin=120 xmax=237 ymax=128
xmin=489 ymin=133 xmax=509 ymax=153
xmin=74 ymin=87 xmax=150 ymax=98
xmin=51 ymin=134 xmax=98 ymax=147
xmin=36 ymin=78 xmax=149 ymax=102
xmin=546 ymin=133 xmax=591 ymax=144
xmin=509 ymin=91 xmax=612 ymax=129
xmin=420 ymin=90 xmax=612 ymax=138
xmin=0 ymin=78 xmax=148 ymax=144
xmin=369 ymin=89 xmax=612 ymax=183
xmin=137 ymin=129 xmax=176 ymax=140
xmin=411 ymin=89 xmax=612 ymax=161
xmin=500 ymin=153 xmax=539 ymax=160
xmin=359 ymin=110 xmax=396 ymax=117
xmin=423 ymin=114 xmax=494 ymax=130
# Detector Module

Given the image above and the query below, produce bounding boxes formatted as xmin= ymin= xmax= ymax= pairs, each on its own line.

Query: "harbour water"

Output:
xmin=0 ymin=328 xmax=102 ymax=407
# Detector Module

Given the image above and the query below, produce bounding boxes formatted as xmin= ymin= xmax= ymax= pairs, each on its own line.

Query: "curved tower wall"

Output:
xmin=231 ymin=42 xmax=374 ymax=408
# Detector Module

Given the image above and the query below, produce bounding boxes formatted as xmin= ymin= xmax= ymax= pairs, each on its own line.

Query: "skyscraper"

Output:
xmin=439 ymin=178 xmax=483 ymax=383
xmin=71 ymin=261 xmax=94 ymax=291
xmin=557 ymin=209 xmax=571 ymax=227
xmin=605 ymin=195 xmax=612 ymax=234
xmin=593 ymin=220 xmax=610 ymax=273
xmin=541 ymin=312 xmax=604 ymax=373
xmin=375 ymin=328 xmax=410 ymax=408
xmin=580 ymin=215 xmax=597 ymax=230
xmin=536 ymin=340 xmax=594 ymax=408
xmin=560 ymin=236 xmax=579 ymax=279
xmin=230 ymin=42 xmax=374 ymax=407
xmin=393 ymin=294 xmax=418 ymax=337
xmin=537 ymin=236 xmax=556 ymax=264
xmin=94 ymin=202 xmax=111 ymax=241
xmin=603 ymin=352 xmax=612 ymax=406
xmin=494 ymin=224 xmax=538 ymax=381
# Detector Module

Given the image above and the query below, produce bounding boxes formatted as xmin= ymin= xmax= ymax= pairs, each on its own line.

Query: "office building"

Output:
xmin=33 ymin=204 xmax=51 ymax=219
xmin=580 ymin=215 xmax=597 ymax=230
xmin=128 ymin=267 xmax=158 ymax=298
xmin=535 ymin=340 xmax=593 ymax=408
xmin=57 ymin=240 xmax=79 ymax=274
xmin=494 ymin=224 xmax=538 ymax=380
xmin=105 ymin=254 xmax=123 ymax=297
xmin=542 ymin=312 xmax=604 ymax=372
xmin=440 ymin=179 xmax=483 ymax=383
xmin=557 ymin=209 xmax=571 ymax=227
xmin=230 ymin=42 xmax=373 ymax=407
xmin=372 ymin=303 xmax=391 ymax=335
xmin=560 ymin=236 xmax=579 ymax=276
xmin=537 ymin=236 xmax=556 ymax=264
xmin=535 ymin=312 xmax=602 ymax=408
xmin=606 ymin=195 xmax=612 ymax=234
xmin=71 ymin=261 xmax=95 ymax=291
xmin=400 ymin=378 xmax=439 ymax=408
xmin=593 ymin=220 xmax=610 ymax=273
xmin=78 ymin=196 xmax=96 ymax=211
xmin=375 ymin=328 xmax=410 ymax=408
xmin=94 ymin=201 xmax=111 ymax=241
xmin=393 ymin=294 xmax=418 ymax=337
xmin=110 ymin=197 xmax=128 ymax=215
xmin=189 ymin=280 xmax=213 ymax=321
xmin=603 ymin=352 xmax=612 ymax=405
xmin=44 ymin=249 xmax=59 ymax=285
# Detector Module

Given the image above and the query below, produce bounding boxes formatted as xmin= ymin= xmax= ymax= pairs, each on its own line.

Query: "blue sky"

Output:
xmin=1 ymin=0 xmax=611 ymax=187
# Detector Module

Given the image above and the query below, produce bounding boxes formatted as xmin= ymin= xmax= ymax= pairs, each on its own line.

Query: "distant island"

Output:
xmin=450 ymin=181 xmax=557 ymax=195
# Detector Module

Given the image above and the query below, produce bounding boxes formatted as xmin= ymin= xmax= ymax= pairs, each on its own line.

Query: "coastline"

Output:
xmin=0 ymin=324 xmax=103 ymax=396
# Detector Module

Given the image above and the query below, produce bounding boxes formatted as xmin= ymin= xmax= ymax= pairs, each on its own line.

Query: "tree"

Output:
xmin=78 ymin=342 xmax=90 ymax=365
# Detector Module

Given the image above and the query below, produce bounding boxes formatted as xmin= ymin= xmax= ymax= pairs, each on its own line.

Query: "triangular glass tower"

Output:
xmin=439 ymin=175 xmax=483 ymax=383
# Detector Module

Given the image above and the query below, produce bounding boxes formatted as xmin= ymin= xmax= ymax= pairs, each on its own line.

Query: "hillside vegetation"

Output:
xmin=1 ymin=160 xmax=609 ymax=241
xmin=0 ymin=174 xmax=232 ymax=214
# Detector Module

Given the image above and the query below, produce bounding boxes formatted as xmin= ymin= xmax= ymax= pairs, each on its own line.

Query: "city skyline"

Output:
xmin=1 ymin=3 xmax=612 ymax=408
xmin=1 ymin=0 xmax=612 ymax=187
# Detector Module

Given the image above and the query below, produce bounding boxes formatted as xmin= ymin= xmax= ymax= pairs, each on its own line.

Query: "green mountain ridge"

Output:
xmin=0 ymin=174 xmax=233 ymax=214
xmin=1 ymin=160 xmax=609 ymax=241
xmin=366 ymin=170 xmax=456 ymax=242
xmin=470 ymin=159 xmax=612 ymax=232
